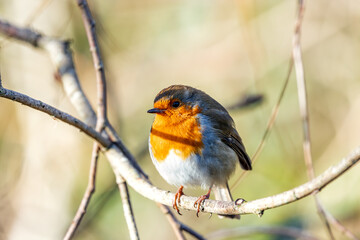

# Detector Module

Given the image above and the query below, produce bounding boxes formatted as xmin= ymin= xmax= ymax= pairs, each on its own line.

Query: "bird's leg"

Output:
xmin=194 ymin=187 xmax=212 ymax=217
xmin=173 ymin=185 xmax=184 ymax=215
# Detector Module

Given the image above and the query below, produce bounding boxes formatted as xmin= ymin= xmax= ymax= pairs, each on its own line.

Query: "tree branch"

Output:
xmin=0 ymin=87 xmax=110 ymax=147
xmin=1 ymin=74 xmax=360 ymax=217
xmin=292 ymin=1 xmax=345 ymax=238
xmin=105 ymin=142 xmax=360 ymax=216
xmin=324 ymin=211 xmax=359 ymax=240
xmin=117 ymin=177 xmax=140 ymax=240
xmin=157 ymin=203 xmax=206 ymax=240
xmin=64 ymin=144 xmax=100 ymax=240
xmin=76 ymin=0 xmax=107 ymax=129
xmin=231 ymin=60 xmax=293 ymax=190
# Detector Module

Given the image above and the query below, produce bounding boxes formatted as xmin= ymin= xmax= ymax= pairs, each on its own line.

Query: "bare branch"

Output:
xmin=24 ymin=0 xmax=53 ymax=27
xmin=0 ymin=87 xmax=110 ymax=147
xmin=231 ymin=60 xmax=293 ymax=190
xmin=158 ymin=204 xmax=186 ymax=240
xmin=64 ymin=144 xmax=100 ymax=240
xmin=117 ymin=177 xmax=140 ymax=240
xmin=0 ymin=18 xmax=41 ymax=46
xmin=293 ymin=0 xmax=313 ymax=181
xmin=292 ymin=1 xmax=344 ymax=239
xmin=76 ymin=0 xmax=107 ymax=129
xmin=158 ymin=203 xmax=206 ymax=240
xmin=325 ymin=211 xmax=360 ymax=240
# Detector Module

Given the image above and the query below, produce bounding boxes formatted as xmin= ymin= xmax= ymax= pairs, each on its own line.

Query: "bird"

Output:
xmin=147 ymin=85 xmax=252 ymax=218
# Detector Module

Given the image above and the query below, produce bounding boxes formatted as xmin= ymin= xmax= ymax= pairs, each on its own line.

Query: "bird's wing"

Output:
xmin=202 ymin=108 xmax=252 ymax=171
xmin=221 ymin=130 xmax=252 ymax=170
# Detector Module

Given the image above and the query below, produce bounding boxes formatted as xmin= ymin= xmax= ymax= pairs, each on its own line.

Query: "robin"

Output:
xmin=148 ymin=85 xmax=252 ymax=218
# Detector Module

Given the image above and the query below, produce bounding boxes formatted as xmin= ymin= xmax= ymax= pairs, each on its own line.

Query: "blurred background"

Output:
xmin=0 ymin=0 xmax=360 ymax=239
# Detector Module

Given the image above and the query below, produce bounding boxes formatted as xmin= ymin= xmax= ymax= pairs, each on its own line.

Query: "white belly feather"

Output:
xmin=149 ymin=139 xmax=237 ymax=189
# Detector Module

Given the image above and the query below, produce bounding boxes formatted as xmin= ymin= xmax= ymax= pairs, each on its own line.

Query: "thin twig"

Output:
xmin=64 ymin=144 xmax=100 ymax=240
xmin=65 ymin=140 xmax=101 ymax=239
xmin=117 ymin=177 xmax=140 ymax=240
xmin=75 ymin=1 xmax=138 ymax=239
xmin=293 ymin=0 xmax=313 ymax=180
xmin=251 ymin=61 xmax=293 ymax=164
xmin=76 ymin=0 xmax=107 ymax=129
xmin=158 ymin=204 xmax=186 ymax=240
xmin=325 ymin=211 xmax=360 ymax=240
xmin=231 ymin=60 xmax=293 ymax=190
xmin=158 ymin=203 xmax=206 ymax=240
xmin=207 ymin=225 xmax=318 ymax=240
xmin=292 ymin=1 xmax=335 ymax=239
xmin=0 ymin=87 xmax=110 ymax=147
xmin=24 ymin=0 xmax=53 ymax=26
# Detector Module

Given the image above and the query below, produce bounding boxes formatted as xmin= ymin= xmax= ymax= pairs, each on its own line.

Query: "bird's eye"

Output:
xmin=172 ymin=101 xmax=180 ymax=108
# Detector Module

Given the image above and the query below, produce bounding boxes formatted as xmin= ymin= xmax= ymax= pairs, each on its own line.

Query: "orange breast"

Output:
xmin=149 ymin=106 xmax=203 ymax=162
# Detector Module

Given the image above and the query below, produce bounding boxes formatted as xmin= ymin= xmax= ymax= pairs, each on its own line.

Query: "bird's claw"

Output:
xmin=235 ymin=198 xmax=246 ymax=205
xmin=173 ymin=186 xmax=184 ymax=215
xmin=194 ymin=194 xmax=210 ymax=217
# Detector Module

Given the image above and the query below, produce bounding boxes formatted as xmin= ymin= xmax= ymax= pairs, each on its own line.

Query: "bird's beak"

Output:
xmin=147 ymin=108 xmax=166 ymax=114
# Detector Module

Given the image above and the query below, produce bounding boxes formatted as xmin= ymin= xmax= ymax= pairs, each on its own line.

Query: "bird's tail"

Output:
xmin=213 ymin=183 xmax=240 ymax=220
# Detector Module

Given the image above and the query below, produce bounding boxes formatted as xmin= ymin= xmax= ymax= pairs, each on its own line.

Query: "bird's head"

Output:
xmin=147 ymin=85 xmax=202 ymax=125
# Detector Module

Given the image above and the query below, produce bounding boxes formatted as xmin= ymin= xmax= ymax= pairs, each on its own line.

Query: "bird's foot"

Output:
xmin=194 ymin=190 xmax=211 ymax=217
xmin=173 ymin=186 xmax=184 ymax=215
